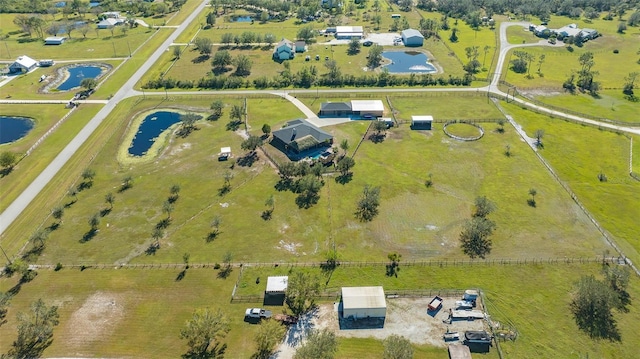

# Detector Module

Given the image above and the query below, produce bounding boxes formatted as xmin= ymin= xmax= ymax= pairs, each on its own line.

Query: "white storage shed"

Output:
xmin=401 ymin=29 xmax=424 ymax=47
xmin=411 ymin=115 xmax=433 ymax=130
xmin=350 ymin=100 xmax=384 ymax=118
xmin=341 ymin=286 xmax=387 ymax=319
xmin=266 ymin=276 xmax=289 ymax=294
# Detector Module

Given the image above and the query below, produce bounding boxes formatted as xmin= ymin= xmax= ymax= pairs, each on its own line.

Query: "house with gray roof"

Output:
xmin=9 ymin=55 xmax=38 ymax=73
xmin=320 ymin=102 xmax=352 ymax=116
xmin=401 ymin=29 xmax=424 ymax=46
xmin=273 ymin=38 xmax=295 ymax=61
xmin=271 ymin=119 xmax=333 ymax=155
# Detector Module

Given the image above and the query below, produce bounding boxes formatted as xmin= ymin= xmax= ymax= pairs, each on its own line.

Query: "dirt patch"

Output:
xmin=65 ymin=292 xmax=125 ymax=349
xmin=276 ymin=240 xmax=303 ymax=255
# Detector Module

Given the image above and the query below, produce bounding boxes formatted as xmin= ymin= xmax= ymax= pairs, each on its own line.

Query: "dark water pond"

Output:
xmin=129 ymin=111 xmax=183 ymax=156
xmin=57 ymin=66 xmax=102 ymax=91
xmin=382 ymin=51 xmax=437 ymax=74
xmin=233 ymin=16 xmax=253 ymax=22
xmin=0 ymin=116 xmax=34 ymax=144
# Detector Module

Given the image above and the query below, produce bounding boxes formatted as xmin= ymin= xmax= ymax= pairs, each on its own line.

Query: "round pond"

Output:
xmin=382 ymin=51 xmax=437 ymax=74
xmin=128 ymin=111 xmax=183 ymax=156
xmin=0 ymin=116 xmax=34 ymax=144
xmin=57 ymin=66 xmax=102 ymax=91
xmin=233 ymin=15 xmax=253 ymax=22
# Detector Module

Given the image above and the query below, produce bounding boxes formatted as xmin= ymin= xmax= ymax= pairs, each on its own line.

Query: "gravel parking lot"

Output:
xmin=273 ymin=296 xmax=488 ymax=358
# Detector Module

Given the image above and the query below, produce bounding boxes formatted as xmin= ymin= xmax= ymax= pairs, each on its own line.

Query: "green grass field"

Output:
xmin=1 ymin=95 xmax=612 ymax=265
xmin=528 ymin=90 xmax=640 ymax=124
xmin=502 ymin=102 xmax=640 ymax=265
xmin=506 ymin=25 xmax=540 ymax=44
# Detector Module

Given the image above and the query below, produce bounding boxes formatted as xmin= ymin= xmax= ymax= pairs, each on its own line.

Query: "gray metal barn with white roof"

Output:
xmin=341 ymin=286 xmax=387 ymax=319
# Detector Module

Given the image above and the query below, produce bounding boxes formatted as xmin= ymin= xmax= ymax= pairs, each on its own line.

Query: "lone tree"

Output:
xmin=0 ymin=151 xmax=18 ymax=169
xmin=355 ymin=185 xmax=381 ymax=222
xmin=261 ymin=123 xmax=271 ymax=137
xmin=241 ymin=135 xmax=263 ymax=154
xmin=367 ymin=45 xmax=383 ymax=68
xmin=210 ymin=100 xmax=224 ymax=120
xmin=460 ymin=216 xmax=496 ymax=259
xmin=528 ymin=188 xmax=537 ymax=207
xmin=7 ymin=299 xmax=60 ymax=359
xmin=383 ymin=334 xmax=414 ymax=359
xmin=534 ymin=129 xmax=545 ymax=148
xmin=180 ymin=308 xmax=230 ymax=358
xmin=336 ymin=156 xmax=355 ymax=177
xmin=570 ymin=275 xmax=621 ymax=341
xmin=294 ymin=328 xmax=338 ymax=359
xmin=473 ymin=196 xmax=496 ymax=218
xmin=234 ymin=54 xmax=252 ymax=76
xmin=211 ymin=49 xmax=232 ymax=73
xmin=80 ymin=78 xmax=97 ymax=90
xmin=51 ymin=206 xmax=64 ymax=225
xmin=386 ymin=252 xmax=402 ymax=277
xmin=105 ymin=192 xmax=115 ymax=210
xmin=286 ymin=271 xmax=321 ymax=316
xmin=347 ymin=37 xmax=361 ymax=55
xmin=339 ymin=139 xmax=349 ymax=156
xmin=194 ymin=37 xmax=213 ymax=56
xmin=254 ymin=319 xmax=287 ymax=359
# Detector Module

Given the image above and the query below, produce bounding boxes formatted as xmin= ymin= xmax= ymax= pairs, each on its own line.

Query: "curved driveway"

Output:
xmin=1 ymin=20 xmax=639 ymax=239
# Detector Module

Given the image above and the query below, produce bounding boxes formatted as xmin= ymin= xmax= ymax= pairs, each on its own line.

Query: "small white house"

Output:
xmin=44 ymin=37 xmax=66 ymax=45
xmin=401 ymin=29 xmax=424 ymax=47
xmin=273 ymin=38 xmax=295 ymax=60
xmin=265 ymin=276 xmax=288 ymax=295
xmin=341 ymin=286 xmax=387 ymax=319
xmin=411 ymin=115 xmax=433 ymax=130
xmin=9 ymin=55 xmax=38 ymax=73
xmin=97 ymin=18 xmax=123 ymax=29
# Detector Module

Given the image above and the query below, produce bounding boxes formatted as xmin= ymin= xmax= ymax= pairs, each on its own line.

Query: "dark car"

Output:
xmin=363 ymin=40 xmax=373 ymax=47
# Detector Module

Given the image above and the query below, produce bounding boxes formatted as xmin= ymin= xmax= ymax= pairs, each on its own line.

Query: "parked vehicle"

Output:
xmin=428 ymin=296 xmax=443 ymax=311
xmin=245 ymin=308 xmax=272 ymax=319
xmin=443 ymin=329 xmax=460 ymax=341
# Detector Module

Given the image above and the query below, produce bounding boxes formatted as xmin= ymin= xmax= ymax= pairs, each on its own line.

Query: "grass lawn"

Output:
xmin=502 ymin=102 xmax=640 ymax=265
xmin=0 ymin=21 xmax=158 ymax=60
xmin=0 ymin=104 xmax=103 ymax=214
xmin=528 ymin=90 xmax=640 ymax=124
xmin=389 ymin=93 xmax=503 ymax=120
xmin=506 ymin=25 xmax=540 ymax=44
xmin=0 ymin=60 xmax=122 ymax=100
xmin=237 ymin=263 xmax=640 ymax=358
xmin=501 ymin=29 xmax=638 ymax=90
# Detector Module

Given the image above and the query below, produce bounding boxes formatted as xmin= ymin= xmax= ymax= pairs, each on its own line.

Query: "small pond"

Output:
xmin=0 ymin=116 xmax=34 ymax=144
xmin=233 ymin=16 xmax=254 ymax=22
xmin=382 ymin=51 xmax=437 ymax=74
xmin=129 ymin=111 xmax=183 ymax=156
xmin=57 ymin=66 xmax=102 ymax=91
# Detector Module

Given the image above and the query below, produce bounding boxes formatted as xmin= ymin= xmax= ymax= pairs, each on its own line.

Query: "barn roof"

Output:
xmin=341 ymin=286 xmax=386 ymax=310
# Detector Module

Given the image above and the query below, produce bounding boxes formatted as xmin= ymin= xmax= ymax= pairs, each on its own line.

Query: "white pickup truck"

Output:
xmin=245 ymin=308 xmax=272 ymax=319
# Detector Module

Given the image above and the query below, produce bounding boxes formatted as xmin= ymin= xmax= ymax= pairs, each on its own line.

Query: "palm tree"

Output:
xmin=528 ymin=188 xmax=537 ymax=207
xmin=169 ymin=184 xmax=181 ymax=203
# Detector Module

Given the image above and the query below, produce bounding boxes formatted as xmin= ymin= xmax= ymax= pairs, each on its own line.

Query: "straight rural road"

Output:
xmin=0 ymin=0 xmax=210 ymax=237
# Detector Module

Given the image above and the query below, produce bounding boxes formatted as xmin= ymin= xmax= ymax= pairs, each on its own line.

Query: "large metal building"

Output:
xmin=341 ymin=286 xmax=387 ymax=319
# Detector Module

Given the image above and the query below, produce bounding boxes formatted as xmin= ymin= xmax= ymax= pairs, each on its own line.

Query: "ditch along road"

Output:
xmin=1 ymin=18 xmax=639 ymax=258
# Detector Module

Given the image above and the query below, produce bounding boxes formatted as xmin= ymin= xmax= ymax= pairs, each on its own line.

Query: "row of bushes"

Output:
xmin=142 ymin=73 xmax=474 ymax=90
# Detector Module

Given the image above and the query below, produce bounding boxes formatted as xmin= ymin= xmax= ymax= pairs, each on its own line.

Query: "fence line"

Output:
xmin=28 ymin=256 xmax=621 ymax=271
xmin=23 ymin=106 xmax=77 ymax=158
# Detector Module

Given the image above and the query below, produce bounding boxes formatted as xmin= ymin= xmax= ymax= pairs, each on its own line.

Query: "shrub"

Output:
xmin=54 ymin=262 xmax=63 ymax=271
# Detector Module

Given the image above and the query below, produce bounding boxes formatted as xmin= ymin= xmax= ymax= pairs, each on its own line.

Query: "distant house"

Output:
xmin=271 ymin=119 xmax=333 ymax=154
xmin=391 ymin=14 xmax=401 ymax=19
xmin=39 ymin=59 xmax=55 ymax=67
xmin=411 ymin=115 xmax=433 ymax=130
xmin=319 ymin=100 xmax=384 ymax=118
xmin=580 ymin=28 xmax=599 ymax=40
xmin=555 ymin=24 xmax=580 ymax=38
xmin=101 ymin=11 xmax=121 ymax=19
xmin=401 ymin=29 xmax=424 ymax=47
xmin=273 ymin=38 xmax=295 ymax=60
xmin=320 ymin=102 xmax=352 ymax=116
xmin=336 ymin=26 xmax=363 ymax=39
xmin=294 ymin=40 xmax=306 ymax=53
xmin=97 ymin=18 xmax=123 ymax=29
xmin=350 ymin=100 xmax=384 ymax=118
xmin=44 ymin=37 xmax=66 ymax=45
xmin=9 ymin=55 xmax=38 ymax=73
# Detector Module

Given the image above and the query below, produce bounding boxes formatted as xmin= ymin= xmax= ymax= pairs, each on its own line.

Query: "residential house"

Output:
xmin=97 ymin=18 xmax=124 ymax=29
xmin=336 ymin=26 xmax=363 ymax=39
xmin=294 ymin=40 xmax=306 ymax=53
xmin=9 ymin=55 xmax=38 ymax=73
xmin=273 ymin=38 xmax=295 ymax=60
xmin=271 ymin=119 xmax=333 ymax=154
xmin=319 ymin=102 xmax=352 ymax=116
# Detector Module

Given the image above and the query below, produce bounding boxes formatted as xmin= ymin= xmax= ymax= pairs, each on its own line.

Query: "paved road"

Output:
xmin=0 ymin=0 xmax=210 ymax=236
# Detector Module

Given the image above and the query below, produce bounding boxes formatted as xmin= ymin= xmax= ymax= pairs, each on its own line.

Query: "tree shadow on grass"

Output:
xmin=0 ymin=167 xmax=14 ymax=178
xmin=369 ymin=133 xmax=386 ymax=143
xmin=218 ymin=184 xmax=231 ymax=197
xmin=77 ymin=181 xmax=93 ymax=192
xmin=237 ymin=152 xmax=258 ymax=167
xmin=100 ymin=208 xmax=112 ymax=217
xmin=182 ymin=343 xmax=226 ymax=359
xmin=274 ymin=178 xmax=293 ymax=192
xmin=176 ymin=269 xmax=187 ymax=281
xmin=261 ymin=209 xmax=273 ymax=220
xmin=206 ymin=231 xmax=219 ymax=243
xmin=47 ymin=222 xmax=60 ymax=232
xmin=217 ymin=266 xmax=233 ymax=279
xmin=145 ymin=242 xmax=160 ymax=255
xmin=335 ymin=173 xmax=353 ymax=185
xmin=156 ymin=218 xmax=171 ymax=229
xmin=80 ymin=229 xmax=97 ymax=243
xmin=527 ymin=199 xmax=536 ymax=207
xmin=226 ymin=120 xmax=242 ymax=131
xmin=191 ymin=54 xmax=210 ymax=64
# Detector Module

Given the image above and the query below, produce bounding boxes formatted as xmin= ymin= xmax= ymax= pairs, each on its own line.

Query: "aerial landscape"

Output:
xmin=0 ymin=0 xmax=639 ymax=357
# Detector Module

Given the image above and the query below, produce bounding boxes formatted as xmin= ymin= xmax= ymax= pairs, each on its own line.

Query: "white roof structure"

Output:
xmin=336 ymin=26 xmax=363 ymax=34
xmin=14 ymin=55 xmax=38 ymax=69
xmin=412 ymin=115 xmax=433 ymax=122
xmin=266 ymin=276 xmax=288 ymax=293
xmin=220 ymin=147 xmax=231 ymax=154
xmin=341 ymin=286 xmax=386 ymax=310
xmin=401 ymin=29 xmax=424 ymax=39
xmin=557 ymin=25 xmax=581 ymax=37
xmin=350 ymin=100 xmax=384 ymax=112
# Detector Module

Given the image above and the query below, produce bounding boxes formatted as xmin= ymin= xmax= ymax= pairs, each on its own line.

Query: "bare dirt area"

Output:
xmin=273 ymin=297 xmax=487 ymax=358
xmin=64 ymin=292 xmax=125 ymax=351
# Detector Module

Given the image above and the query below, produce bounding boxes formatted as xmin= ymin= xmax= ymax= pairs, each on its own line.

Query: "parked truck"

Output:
xmin=245 ymin=308 xmax=272 ymax=320
xmin=428 ymin=296 xmax=443 ymax=311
